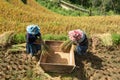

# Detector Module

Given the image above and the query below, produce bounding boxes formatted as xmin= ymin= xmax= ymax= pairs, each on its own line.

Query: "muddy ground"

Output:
xmin=74 ymin=45 xmax=120 ymax=80
xmin=0 ymin=44 xmax=120 ymax=80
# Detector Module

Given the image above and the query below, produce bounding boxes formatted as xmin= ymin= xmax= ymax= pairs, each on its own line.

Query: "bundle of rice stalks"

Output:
xmin=41 ymin=42 xmax=54 ymax=56
xmin=0 ymin=31 xmax=15 ymax=47
xmin=60 ymin=40 xmax=73 ymax=52
xmin=5 ymin=43 xmax=26 ymax=55
xmin=11 ymin=43 xmax=26 ymax=50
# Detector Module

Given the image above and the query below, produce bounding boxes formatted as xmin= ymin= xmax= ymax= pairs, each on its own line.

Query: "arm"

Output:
xmin=26 ymin=33 xmax=36 ymax=44
xmin=34 ymin=35 xmax=44 ymax=44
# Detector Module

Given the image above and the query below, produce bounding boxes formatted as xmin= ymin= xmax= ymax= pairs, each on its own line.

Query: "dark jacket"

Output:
xmin=26 ymin=32 xmax=41 ymax=44
xmin=78 ymin=34 xmax=88 ymax=46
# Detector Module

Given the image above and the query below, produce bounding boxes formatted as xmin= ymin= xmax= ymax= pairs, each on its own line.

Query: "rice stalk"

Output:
xmin=0 ymin=31 xmax=15 ymax=47
xmin=60 ymin=40 xmax=73 ymax=52
xmin=41 ymin=42 xmax=54 ymax=56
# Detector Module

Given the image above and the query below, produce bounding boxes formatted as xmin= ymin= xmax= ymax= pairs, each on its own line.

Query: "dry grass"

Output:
xmin=99 ymin=33 xmax=113 ymax=46
xmin=0 ymin=31 xmax=15 ymax=47
xmin=92 ymin=33 xmax=113 ymax=46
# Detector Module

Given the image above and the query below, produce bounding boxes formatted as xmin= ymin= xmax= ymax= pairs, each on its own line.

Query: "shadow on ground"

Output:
xmin=74 ymin=51 xmax=103 ymax=80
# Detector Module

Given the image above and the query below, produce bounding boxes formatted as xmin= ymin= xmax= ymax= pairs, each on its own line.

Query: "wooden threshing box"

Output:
xmin=39 ymin=40 xmax=76 ymax=73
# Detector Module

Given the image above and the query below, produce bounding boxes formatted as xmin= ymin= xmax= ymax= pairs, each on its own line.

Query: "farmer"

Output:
xmin=68 ymin=29 xmax=88 ymax=55
xmin=26 ymin=24 xmax=43 ymax=57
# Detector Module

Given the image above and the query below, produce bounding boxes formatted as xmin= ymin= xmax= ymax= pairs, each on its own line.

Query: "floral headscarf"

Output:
xmin=68 ymin=29 xmax=84 ymax=42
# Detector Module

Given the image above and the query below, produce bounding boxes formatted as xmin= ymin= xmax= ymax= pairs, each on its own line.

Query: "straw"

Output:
xmin=41 ymin=42 xmax=54 ymax=56
xmin=60 ymin=40 xmax=73 ymax=52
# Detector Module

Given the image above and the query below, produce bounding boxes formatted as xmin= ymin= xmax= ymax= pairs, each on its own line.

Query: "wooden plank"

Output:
xmin=40 ymin=63 xmax=75 ymax=73
xmin=69 ymin=44 xmax=75 ymax=65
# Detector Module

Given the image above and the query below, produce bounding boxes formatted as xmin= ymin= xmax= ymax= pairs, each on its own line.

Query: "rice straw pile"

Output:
xmin=0 ymin=31 xmax=15 ymax=47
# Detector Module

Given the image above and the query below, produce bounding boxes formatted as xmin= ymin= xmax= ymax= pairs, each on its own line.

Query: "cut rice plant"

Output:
xmin=11 ymin=43 xmax=26 ymax=50
xmin=60 ymin=40 xmax=73 ymax=52
xmin=99 ymin=33 xmax=113 ymax=46
xmin=0 ymin=31 xmax=15 ymax=47
xmin=41 ymin=42 xmax=54 ymax=56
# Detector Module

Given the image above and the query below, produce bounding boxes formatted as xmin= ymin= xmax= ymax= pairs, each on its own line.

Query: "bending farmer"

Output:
xmin=68 ymin=29 xmax=88 ymax=55
xmin=26 ymin=24 xmax=43 ymax=57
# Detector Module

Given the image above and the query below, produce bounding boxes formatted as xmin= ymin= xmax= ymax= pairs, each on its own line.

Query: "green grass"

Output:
xmin=42 ymin=34 xmax=68 ymax=41
xmin=13 ymin=33 xmax=26 ymax=44
xmin=12 ymin=33 xmax=68 ymax=44
xmin=111 ymin=33 xmax=120 ymax=45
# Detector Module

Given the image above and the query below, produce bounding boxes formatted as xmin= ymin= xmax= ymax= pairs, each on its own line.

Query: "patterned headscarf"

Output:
xmin=68 ymin=29 xmax=84 ymax=42
xmin=26 ymin=24 xmax=40 ymax=35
